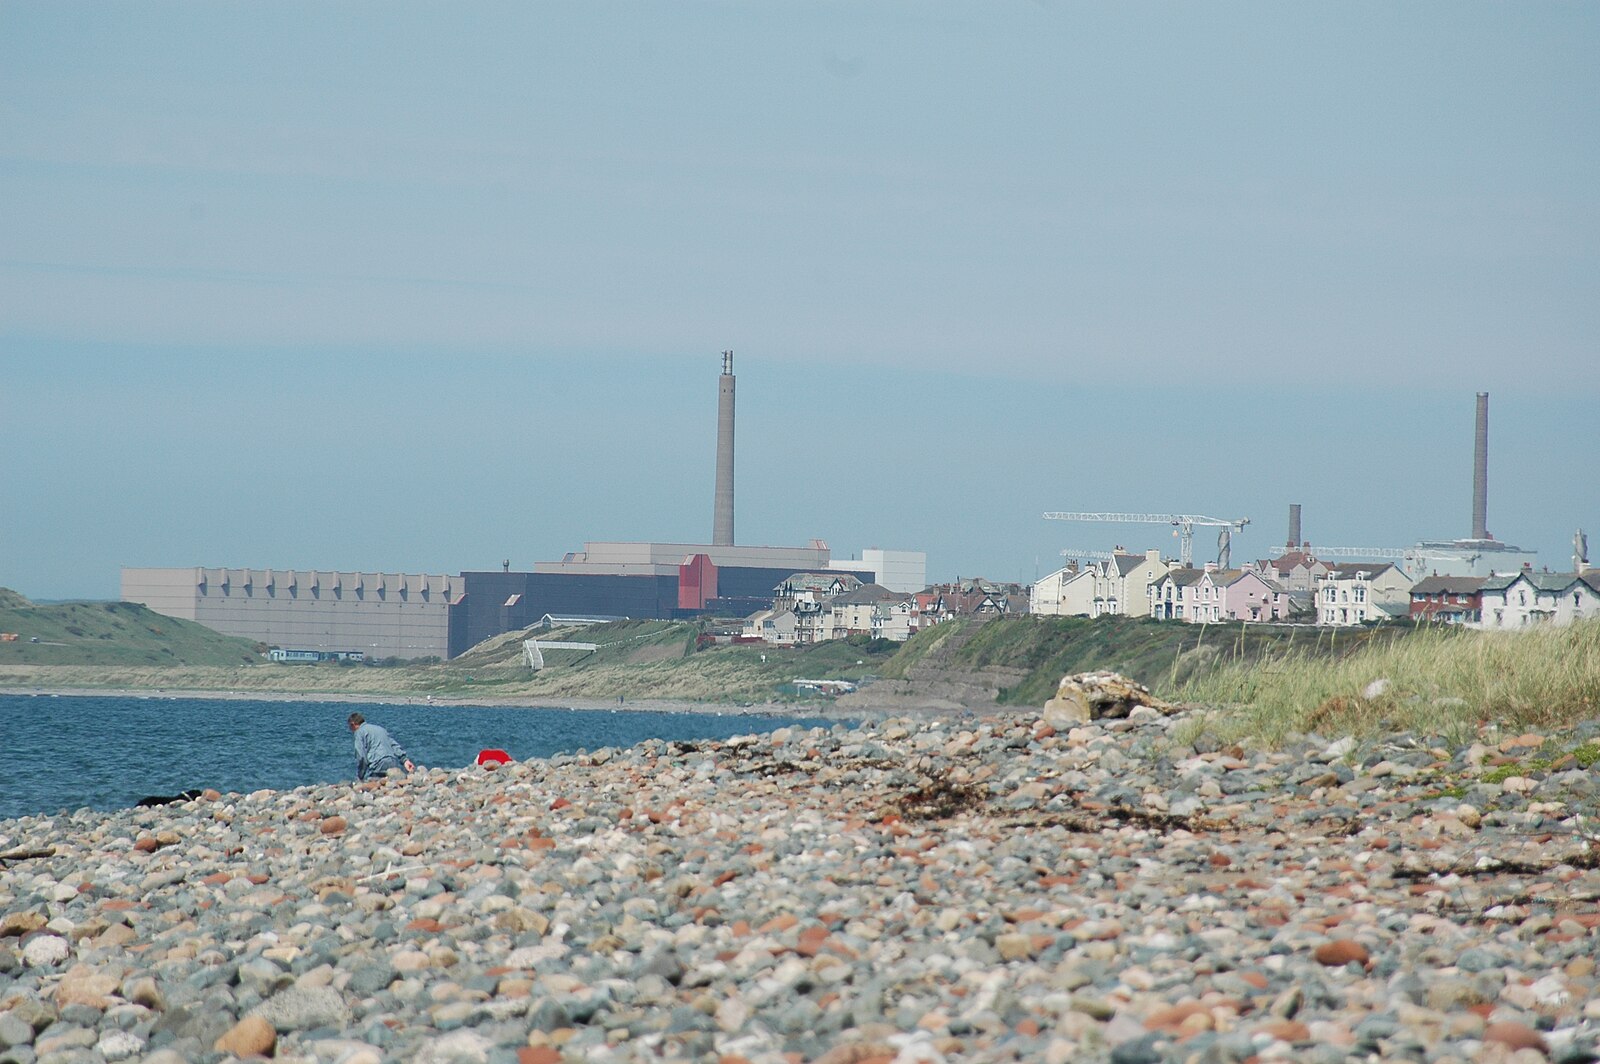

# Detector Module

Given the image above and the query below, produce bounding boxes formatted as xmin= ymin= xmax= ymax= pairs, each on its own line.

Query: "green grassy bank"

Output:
xmin=0 ymin=593 xmax=263 ymax=666
xmin=1175 ymin=618 xmax=1600 ymax=746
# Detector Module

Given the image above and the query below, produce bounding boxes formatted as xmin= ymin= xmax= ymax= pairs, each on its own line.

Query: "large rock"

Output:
xmin=1043 ymin=671 xmax=1172 ymax=724
xmin=252 ymin=985 xmax=351 ymax=1032
xmin=214 ymin=1015 xmax=276 ymax=1057
xmin=54 ymin=964 xmax=125 ymax=1008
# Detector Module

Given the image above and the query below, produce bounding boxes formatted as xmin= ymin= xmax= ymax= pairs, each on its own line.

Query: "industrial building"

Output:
xmin=122 ymin=544 xmax=923 ymax=661
xmin=121 ymin=355 xmax=928 ymax=660
xmin=121 ymin=568 xmax=459 ymax=660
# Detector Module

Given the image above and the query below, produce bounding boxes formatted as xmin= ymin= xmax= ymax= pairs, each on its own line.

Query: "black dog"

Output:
xmin=135 ymin=789 xmax=204 ymax=807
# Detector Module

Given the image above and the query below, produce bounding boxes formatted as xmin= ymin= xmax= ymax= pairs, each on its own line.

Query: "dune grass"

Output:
xmin=1177 ymin=619 xmax=1600 ymax=747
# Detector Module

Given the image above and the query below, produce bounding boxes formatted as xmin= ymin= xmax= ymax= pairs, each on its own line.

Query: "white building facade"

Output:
xmin=1476 ymin=571 xmax=1600 ymax=629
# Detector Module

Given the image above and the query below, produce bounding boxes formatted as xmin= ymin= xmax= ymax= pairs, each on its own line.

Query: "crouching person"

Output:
xmin=349 ymin=711 xmax=415 ymax=780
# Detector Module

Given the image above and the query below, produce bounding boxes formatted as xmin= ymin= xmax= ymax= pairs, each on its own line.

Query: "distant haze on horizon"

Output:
xmin=2 ymin=4 xmax=1595 ymax=600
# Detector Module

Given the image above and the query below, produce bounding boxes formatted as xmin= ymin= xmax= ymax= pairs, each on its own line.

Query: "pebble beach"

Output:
xmin=3 ymin=704 xmax=1599 ymax=1064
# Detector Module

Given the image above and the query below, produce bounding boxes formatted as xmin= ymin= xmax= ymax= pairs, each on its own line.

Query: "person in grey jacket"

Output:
xmin=348 ymin=712 xmax=415 ymax=780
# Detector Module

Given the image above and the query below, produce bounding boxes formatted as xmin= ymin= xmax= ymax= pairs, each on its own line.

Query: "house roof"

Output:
xmin=1481 ymin=570 xmax=1600 ymax=594
xmin=1261 ymin=550 xmax=1323 ymax=571
xmin=1216 ymin=569 xmax=1282 ymax=591
xmin=776 ymin=572 xmax=863 ymax=594
xmin=1325 ymin=562 xmax=1401 ymax=579
xmin=1161 ymin=569 xmax=1206 ymax=587
xmin=1410 ymin=575 xmax=1487 ymax=595
xmin=1113 ymin=554 xmax=1148 ymax=576
xmin=831 ymin=583 xmax=907 ymax=606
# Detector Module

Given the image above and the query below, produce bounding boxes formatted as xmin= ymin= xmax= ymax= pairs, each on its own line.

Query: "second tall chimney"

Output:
xmin=1288 ymin=503 xmax=1302 ymax=550
xmin=713 ymin=351 xmax=736 ymax=546
xmin=1472 ymin=391 xmax=1489 ymax=540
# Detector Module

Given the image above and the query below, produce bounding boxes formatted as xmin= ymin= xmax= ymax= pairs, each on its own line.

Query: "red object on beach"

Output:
xmin=476 ymin=748 xmax=513 ymax=766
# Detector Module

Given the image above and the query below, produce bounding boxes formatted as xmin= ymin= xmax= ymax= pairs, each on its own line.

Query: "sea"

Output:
xmin=0 ymin=693 xmax=838 ymax=822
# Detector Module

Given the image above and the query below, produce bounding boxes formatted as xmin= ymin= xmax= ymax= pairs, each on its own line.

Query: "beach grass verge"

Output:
xmin=1175 ymin=618 xmax=1600 ymax=746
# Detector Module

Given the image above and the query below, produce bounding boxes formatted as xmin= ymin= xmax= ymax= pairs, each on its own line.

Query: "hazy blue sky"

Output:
xmin=3 ymin=3 xmax=1596 ymax=600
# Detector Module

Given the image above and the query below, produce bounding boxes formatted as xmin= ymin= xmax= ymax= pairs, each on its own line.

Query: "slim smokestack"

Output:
xmin=1472 ymin=391 xmax=1489 ymax=540
xmin=713 ymin=350 xmax=736 ymax=546
xmin=1288 ymin=504 xmax=1302 ymax=550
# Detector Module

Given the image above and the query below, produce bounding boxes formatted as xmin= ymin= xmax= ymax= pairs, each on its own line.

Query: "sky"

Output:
xmin=2 ymin=3 xmax=1596 ymax=600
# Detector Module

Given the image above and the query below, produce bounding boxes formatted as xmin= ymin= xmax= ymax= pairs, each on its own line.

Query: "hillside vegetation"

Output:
xmin=878 ymin=614 xmax=1411 ymax=704
xmin=0 ymin=594 xmax=263 ymax=667
xmin=0 ymin=611 xmax=901 ymax=705
xmin=1177 ymin=618 xmax=1600 ymax=745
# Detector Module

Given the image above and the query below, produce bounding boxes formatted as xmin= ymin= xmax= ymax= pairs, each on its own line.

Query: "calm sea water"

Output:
xmin=0 ymin=694 xmax=838 ymax=822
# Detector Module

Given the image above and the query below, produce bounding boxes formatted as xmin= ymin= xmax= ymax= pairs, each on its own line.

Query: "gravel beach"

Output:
xmin=3 ymin=704 xmax=1598 ymax=1064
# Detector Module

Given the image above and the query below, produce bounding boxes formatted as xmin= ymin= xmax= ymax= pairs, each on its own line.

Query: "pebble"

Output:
xmin=2 ymin=707 xmax=1598 ymax=1063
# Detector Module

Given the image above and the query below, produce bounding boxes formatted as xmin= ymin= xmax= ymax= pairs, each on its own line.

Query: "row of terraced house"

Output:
xmin=740 ymin=574 xmax=1026 ymax=645
xmin=737 ymin=553 xmax=1600 ymax=647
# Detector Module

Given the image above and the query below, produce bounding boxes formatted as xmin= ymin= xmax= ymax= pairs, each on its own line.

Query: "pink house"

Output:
xmin=1152 ymin=567 xmax=1289 ymax=623
xmin=1221 ymin=569 xmax=1287 ymax=621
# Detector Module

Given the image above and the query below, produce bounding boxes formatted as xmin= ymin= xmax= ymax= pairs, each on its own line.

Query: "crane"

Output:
xmin=1290 ymin=546 xmax=1408 ymax=560
xmin=1044 ymin=512 xmax=1250 ymax=567
xmin=1058 ymin=548 xmax=1118 ymax=562
xmin=1284 ymin=545 xmax=1461 ymax=581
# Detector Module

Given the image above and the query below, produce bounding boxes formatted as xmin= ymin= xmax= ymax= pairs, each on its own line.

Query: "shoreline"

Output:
xmin=0 ymin=684 xmax=881 ymax=720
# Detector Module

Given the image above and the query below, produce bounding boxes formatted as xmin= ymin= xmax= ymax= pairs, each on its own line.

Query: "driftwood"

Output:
xmin=0 ymin=846 xmax=55 ymax=865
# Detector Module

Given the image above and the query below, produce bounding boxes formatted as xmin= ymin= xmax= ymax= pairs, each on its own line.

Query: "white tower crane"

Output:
xmin=1058 ymin=548 xmax=1117 ymax=562
xmin=1044 ymin=512 xmax=1250 ymax=567
xmin=1287 ymin=545 xmax=1449 ymax=581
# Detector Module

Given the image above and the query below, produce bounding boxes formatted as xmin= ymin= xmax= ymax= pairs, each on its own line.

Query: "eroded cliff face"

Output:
xmin=834 ymin=665 xmax=1029 ymax=714
xmin=836 ymin=617 xmax=1027 ymax=714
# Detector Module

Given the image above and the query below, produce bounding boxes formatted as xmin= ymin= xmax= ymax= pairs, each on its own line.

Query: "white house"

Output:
xmin=1148 ymin=568 xmax=1228 ymax=623
xmin=874 ymin=598 xmax=918 ymax=642
xmin=1476 ymin=570 xmax=1600 ymax=629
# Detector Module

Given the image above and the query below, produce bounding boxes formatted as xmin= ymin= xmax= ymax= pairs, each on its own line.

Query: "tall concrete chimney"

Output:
xmin=1288 ymin=504 xmax=1302 ymax=550
xmin=713 ymin=350 xmax=736 ymax=546
xmin=1472 ymin=391 xmax=1489 ymax=540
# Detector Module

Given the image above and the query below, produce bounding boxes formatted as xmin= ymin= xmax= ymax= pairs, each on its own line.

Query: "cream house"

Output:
xmin=1029 ymin=563 xmax=1101 ymax=616
xmin=742 ymin=608 xmax=799 ymax=645
xmin=1101 ymin=550 xmax=1172 ymax=618
xmin=1317 ymin=563 xmax=1413 ymax=626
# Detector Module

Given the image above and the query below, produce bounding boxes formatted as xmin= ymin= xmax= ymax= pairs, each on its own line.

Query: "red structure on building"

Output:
xmin=677 ymin=554 xmax=719 ymax=611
